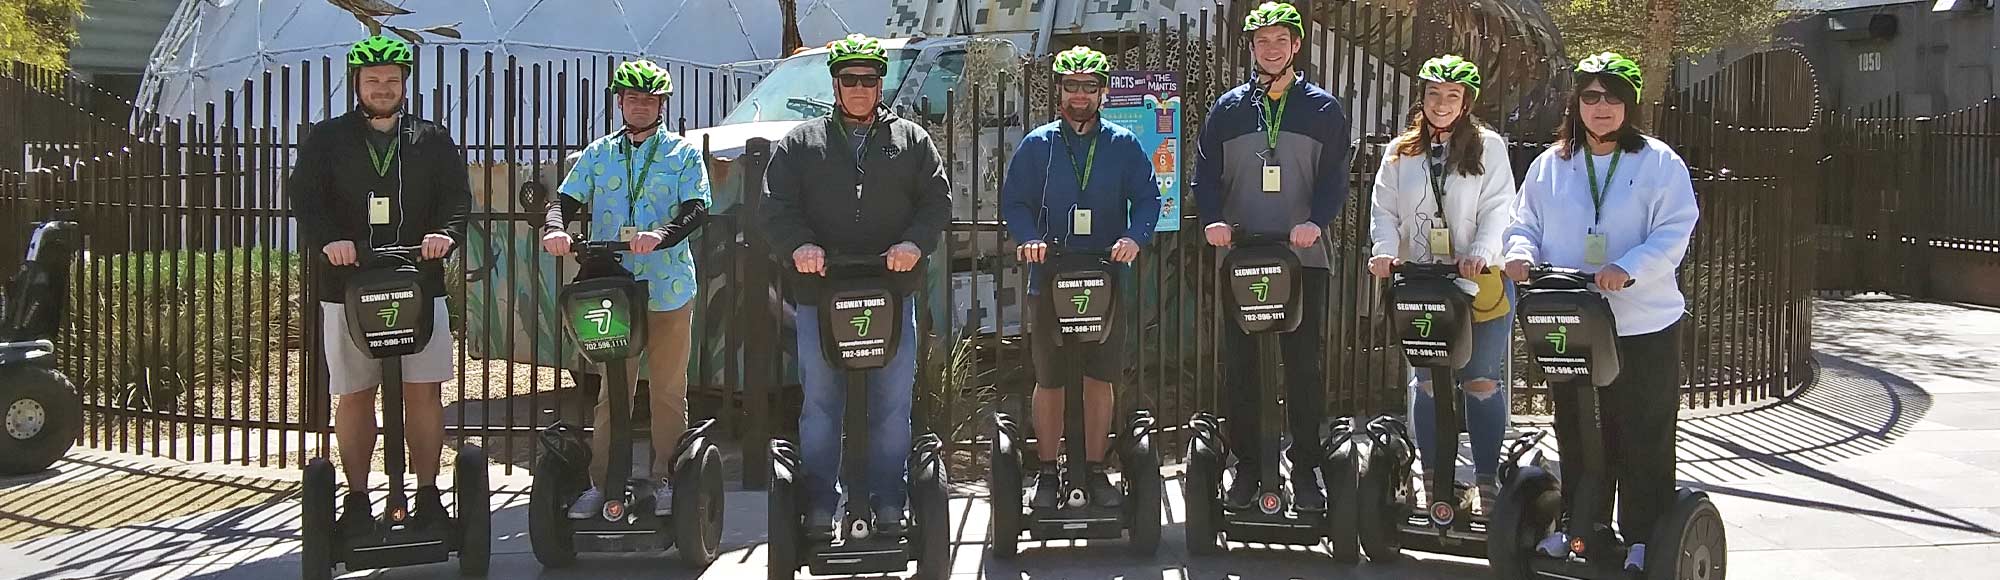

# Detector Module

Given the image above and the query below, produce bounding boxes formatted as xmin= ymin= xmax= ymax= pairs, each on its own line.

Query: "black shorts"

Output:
xmin=1028 ymin=296 xmax=1126 ymax=389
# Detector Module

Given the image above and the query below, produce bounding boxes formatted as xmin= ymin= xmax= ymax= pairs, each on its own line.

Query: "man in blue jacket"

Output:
xmin=1000 ymin=46 xmax=1161 ymax=511
xmin=1191 ymin=1 xmax=1352 ymax=512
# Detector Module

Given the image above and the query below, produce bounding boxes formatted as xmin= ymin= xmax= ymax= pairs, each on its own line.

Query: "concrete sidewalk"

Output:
xmin=2 ymin=296 xmax=1996 ymax=579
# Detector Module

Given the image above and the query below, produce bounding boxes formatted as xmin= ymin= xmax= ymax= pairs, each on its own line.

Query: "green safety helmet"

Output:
xmin=1052 ymin=46 xmax=1111 ymax=82
xmin=1576 ymin=52 xmax=1643 ymax=95
xmin=347 ymin=35 xmax=413 ymax=69
xmin=609 ymin=59 xmax=674 ymax=96
xmin=827 ymin=33 xmax=889 ymax=75
xmin=1243 ymin=1 xmax=1305 ymax=36
xmin=1418 ymin=54 xmax=1482 ymax=101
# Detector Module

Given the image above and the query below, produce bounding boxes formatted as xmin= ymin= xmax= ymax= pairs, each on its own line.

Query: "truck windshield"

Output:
xmin=719 ymin=50 xmax=918 ymax=125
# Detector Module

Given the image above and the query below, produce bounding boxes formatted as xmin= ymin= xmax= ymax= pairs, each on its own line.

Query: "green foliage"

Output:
xmin=0 ymin=0 xmax=84 ymax=69
xmin=1547 ymin=0 xmax=1791 ymax=63
xmin=915 ymin=332 xmax=996 ymax=455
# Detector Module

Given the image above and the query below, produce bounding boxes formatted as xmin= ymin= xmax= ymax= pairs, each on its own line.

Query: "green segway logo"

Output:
xmin=573 ymin=298 xmax=630 ymax=343
xmin=1412 ymin=312 xmax=1434 ymax=338
xmin=1072 ymin=289 xmax=1093 ymax=314
xmin=851 ymin=308 xmax=874 ymax=337
xmin=585 ymin=299 xmax=615 ymax=336
xmin=1547 ymin=325 xmax=1569 ymax=354
xmin=1250 ymin=276 xmax=1271 ymax=302
xmin=376 ymin=301 xmax=401 ymax=327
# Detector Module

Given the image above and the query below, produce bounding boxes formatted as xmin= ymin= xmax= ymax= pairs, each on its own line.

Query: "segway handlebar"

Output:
xmin=1230 ymin=227 xmax=1290 ymax=248
xmin=1522 ymin=264 xmax=1634 ymax=289
xmin=1392 ymin=261 xmax=1461 ymax=279
xmin=573 ymin=240 xmax=634 ymax=254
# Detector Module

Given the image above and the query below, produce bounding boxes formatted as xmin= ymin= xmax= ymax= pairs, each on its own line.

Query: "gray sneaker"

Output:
xmin=567 ymin=487 xmax=605 ymax=520
xmin=1536 ymin=531 xmax=1569 ymax=558
xmin=653 ymin=481 xmax=674 ymax=516
xmin=1624 ymin=543 xmax=1647 ymax=572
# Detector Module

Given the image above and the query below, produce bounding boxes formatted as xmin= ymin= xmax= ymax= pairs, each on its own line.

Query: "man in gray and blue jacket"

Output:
xmin=1191 ymin=1 xmax=1352 ymax=512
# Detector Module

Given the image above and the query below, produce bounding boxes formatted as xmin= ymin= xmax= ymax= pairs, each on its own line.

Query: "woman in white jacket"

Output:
xmin=1502 ymin=52 xmax=1700 ymax=573
xmin=1366 ymin=54 xmax=1518 ymax=509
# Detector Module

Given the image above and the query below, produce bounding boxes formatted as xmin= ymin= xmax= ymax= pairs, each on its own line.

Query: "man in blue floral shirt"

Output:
xmin=541 ymin=59 xmax=710 ymax=519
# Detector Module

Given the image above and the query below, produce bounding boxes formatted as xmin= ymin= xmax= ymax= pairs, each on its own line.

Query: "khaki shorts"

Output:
xmin=321 ymin=297 xmax=454 ymax=396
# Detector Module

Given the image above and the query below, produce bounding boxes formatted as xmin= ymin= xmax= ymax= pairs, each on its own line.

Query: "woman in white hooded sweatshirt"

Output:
xmin=1502 ymin=52 xmax=1700 ymax=573
xmin=1367 ymin=54 xmax=1518 ymax=510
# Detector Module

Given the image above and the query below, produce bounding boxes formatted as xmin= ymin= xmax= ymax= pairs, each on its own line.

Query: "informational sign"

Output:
xmin=1102 ymin=70 xmax=1182 ymax=232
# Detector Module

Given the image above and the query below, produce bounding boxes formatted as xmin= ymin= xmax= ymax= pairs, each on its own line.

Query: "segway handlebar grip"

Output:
xmin=1392 ymin=262 xmax=1461 ymax=279
xmin=1523 ymin=264 xmax=1635 ymax=289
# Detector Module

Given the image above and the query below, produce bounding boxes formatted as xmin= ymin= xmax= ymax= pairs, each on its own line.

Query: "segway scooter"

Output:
xmin=0 ymin=216 xmax=83 ymax=475
xmin=527 ymin=239 xmax=724 ymax=567
xmin=301 ymin=245 xmax=491 ymax=580
xmin=1184 ymin=229 xmax=1359 ymax=559
xmin=1487 ymin=265 xmax=1725 ymax=580
xmin=988 ymin=245 xmax=1163 ymax=557
xmin=768 ymin=254 xmax=951 ymax=580
xmin=1350 ymin=262 xmax=1551 ymax=562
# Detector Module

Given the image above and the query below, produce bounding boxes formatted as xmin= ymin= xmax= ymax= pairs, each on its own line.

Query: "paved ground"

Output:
xmin=2 ymin=296 xmax=1997 ymax=579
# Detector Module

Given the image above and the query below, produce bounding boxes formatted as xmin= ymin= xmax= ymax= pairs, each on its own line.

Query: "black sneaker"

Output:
xmin=1086 ymin=464 xmax=1122 ymax=508
xmin=338 ymin=492 xmax=374 ymax=536
xmin=1224 ymin=468 xmax=1259 ymax=510
xmin=806 ymin=510 xmax=835 ymax=543
xmin=1030 ymin=468 xmax=1062 ymax=510
xmin=876 ymin=516 xmax=907 ymax=538
xmin=1292 ymin=469 xmax=1326 ymax=512
xmin=413 ymin=486 xmax=448 ymax=529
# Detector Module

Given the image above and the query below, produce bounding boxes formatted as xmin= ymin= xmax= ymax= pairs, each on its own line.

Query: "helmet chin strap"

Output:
xmin=840 ymin=104 xmax=875 ymax=124
xmin=622 ymin=116 xmax=664 ymax=136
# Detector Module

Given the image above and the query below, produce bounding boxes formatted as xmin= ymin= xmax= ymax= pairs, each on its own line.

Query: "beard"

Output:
xmin=1061 ymin=102 xmax=1097 ymax=124
xmin=361 ymin=95 xmax=401 ymax=118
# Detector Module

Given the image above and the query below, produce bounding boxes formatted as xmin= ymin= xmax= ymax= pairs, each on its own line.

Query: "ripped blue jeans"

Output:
xmin=1410 ymin=280 xmax=1516 ymax=479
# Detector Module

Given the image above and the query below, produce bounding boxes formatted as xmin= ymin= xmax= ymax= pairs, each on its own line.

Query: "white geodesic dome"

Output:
xmin=137 ymin=0 xmax=890 ymax=137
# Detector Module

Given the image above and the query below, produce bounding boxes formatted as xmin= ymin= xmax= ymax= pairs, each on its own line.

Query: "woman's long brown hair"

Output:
xmin=1393 ymin=87 xmax=1487 ymax=177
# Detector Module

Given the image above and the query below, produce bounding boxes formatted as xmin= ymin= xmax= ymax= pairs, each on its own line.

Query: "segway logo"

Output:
xmin=376 ymin=301 xmax=400 ymax=327
xmin=1430 ymin=501 xmax=1456 ymax=527
xmin=1260 ymin=492 xmax=1282 ymax=514
xmin=851 ymin=308 xmax=874 ymax=337
xmin=1547 ymin=325 xmax=1569 ymax=354
xmin=1072 ymin=289 xmax=1092 ymax=314
xmin=585 ymin=300 xmax=615 ymax=335
xmin=1250 ymin=276 xmax=1271 ymax=302
xmin=1412 ymin=312 xmax=1434 ymax=338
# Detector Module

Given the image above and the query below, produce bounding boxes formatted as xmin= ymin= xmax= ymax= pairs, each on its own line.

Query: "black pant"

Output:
xmin=1551 ymin=319 xmax=1683 ymax=544
xmin=1223 ymin=267 xmax=1329 ymax=481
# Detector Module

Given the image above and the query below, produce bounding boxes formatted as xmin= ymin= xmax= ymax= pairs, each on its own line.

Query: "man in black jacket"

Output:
xmin=757 ymin=34 xmax=951 ymax=538
xmin=291 ymin=35 xmax=470 ymax=533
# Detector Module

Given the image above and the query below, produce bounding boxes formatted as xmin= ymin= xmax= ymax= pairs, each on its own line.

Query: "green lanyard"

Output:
xmin=1262 ymin=89 xmax=1290 ymax=152
xmin=366 ymin=136 xmax=400 ymax=178
xmin=1584 ymin=149 xmax=1623 ymax=226
xmin=1060 ymin=123 xmax=1100 ymax=192
xmin=623 ymin=133 xmax=662 ymax=225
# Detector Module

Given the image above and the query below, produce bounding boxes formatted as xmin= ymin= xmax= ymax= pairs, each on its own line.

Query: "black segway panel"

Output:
xmin=1046 ymin=255 xmax=1116 ymax=345
xmin=1517 ymin=280 xmax=1622 ymax=387
xmin=819 ymin=283 xmax=900 ymax=371
xmin=342 ymin=265 xmax=433 ymax=359
xmin=1389 ymin=276 xmax=1473 ymax=369
xmin=559 ymin=277 xmax=649 ymax=364
xmin=1222 ymin=245 xmax=1303 ymax=334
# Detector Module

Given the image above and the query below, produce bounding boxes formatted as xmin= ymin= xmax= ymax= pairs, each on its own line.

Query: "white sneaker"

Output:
xmin=1624 ymin=543 xmax=1647 ymax=572
xmin=567 ymin=487 xmax=606 ymax=520
xmin=1535 ymin=531 xmax=1569 ymax=558
xmin=653 ymin=481 xmax=674 ymax=516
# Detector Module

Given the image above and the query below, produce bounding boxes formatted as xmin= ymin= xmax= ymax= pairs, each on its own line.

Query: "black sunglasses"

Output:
xmin=1579 ymin=90 xmax=1624 ymax=106
xmin=836 ymin=74 xmax=882 ymax=88
xmin=1060 ymin=79 xmax=1105 ymax=94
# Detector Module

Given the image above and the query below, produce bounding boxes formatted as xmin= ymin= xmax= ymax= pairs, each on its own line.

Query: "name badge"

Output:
xmin=1073 ymin=208 xmax=1093 ymax=236
xmin=369 ymin=194 xmax=391 ymax=225
xmin=1429 ymin=227 xmax=1452 ymax=257
xmin=619 ymin=226 xmax=638 ymax=242
xmin=1262 ymin=165 xmax=1282 ymax=193
xmin=1585 ymin=231 xmax=1609 ymax=266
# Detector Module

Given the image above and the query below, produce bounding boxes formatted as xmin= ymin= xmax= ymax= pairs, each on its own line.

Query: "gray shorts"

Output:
xmin=321 ymin=297 xmax=454 ymax=396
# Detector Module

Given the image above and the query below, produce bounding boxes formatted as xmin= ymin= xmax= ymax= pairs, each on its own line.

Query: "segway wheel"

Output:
xmin=301 ymin=458 xmax=337 ymax=580
xmin=1649 ymin=490 xmax=1726 ymax=580
xmin=455 ymin=445 xmax=491 ymax=576
xmin=767 ymin=440 xmax=802 ymax=580
xmin=1322 ymin=419 xmax=1362 ymax=563
xmin=528 ymin=449 xmax=578 ymax=567
xmin=1487 ymin=467 xmax=1560 ymax=580
xmin=1355 ymin=450 xmax=1407 ymax=563
xmin=1183 ymin=424 xmax=1224 ymax=556
xmin=911 ymin=435 xmax=952 ymax=580
xmin=0 ymin=366 xmax=81 ymax=475
xmin=674 ymin=441 xmax=726 ymax=567
xmin=988 ymin=414 xmax=1022 ymax=559
xmin=1125 ymin=420 xmax=1163 ymax=556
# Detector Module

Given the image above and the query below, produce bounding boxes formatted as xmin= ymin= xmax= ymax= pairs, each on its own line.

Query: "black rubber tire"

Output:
xmin=1649 ymin=490 xmax=1727 ymax=580
xmin=455 ymin=445 xmax=491 ymax=576
xmin=1355 ymin=445 xmax=1407 ymax=563
xmin=1488 ymin=468 xmax=1560 ymax=580
xmin=767 ymin=440 xmax=801 ymax=580
xmin=1322 ymin=423 xmax=1362 ymax=564
xmin=674 ymin=442 xmax=725 ymax=567
xmin=988 ymin=415 xmax=1021 ymax=559
xmin=528 ymin=449 xmax=577 ymax=567
xmin=0 ymin=365 xmax=81 ymax=475
xmin=301 ymin=458 xmax=337 ymax=580
xmin=912 ymin=441 xmax=952 ymax=580
xmin=1184 ymin=430 xmax=1224 ymax=557
xmin=1126 ymin=428 xmax=1162 ymax=556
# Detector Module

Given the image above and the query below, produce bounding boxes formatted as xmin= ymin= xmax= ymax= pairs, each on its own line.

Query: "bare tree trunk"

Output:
xmin=779 ymin=0 xmax=803 ymax=56
xmin=1638 ymin=0 xmax=1679 ymax=127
